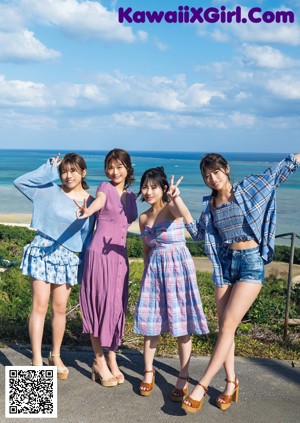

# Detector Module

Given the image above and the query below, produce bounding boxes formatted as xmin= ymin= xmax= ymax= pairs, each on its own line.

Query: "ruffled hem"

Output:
xmin=23 ymin=244 xmax=79 ymax=266
xmin=222 ymin=235 xmax=254 ymax=245
xmin=21 ymin=235 xmax=80 ymax=286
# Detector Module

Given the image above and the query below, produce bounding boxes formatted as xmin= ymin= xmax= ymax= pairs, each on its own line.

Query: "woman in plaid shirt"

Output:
xmin=168 ymin=153 xmax=300 ymax=414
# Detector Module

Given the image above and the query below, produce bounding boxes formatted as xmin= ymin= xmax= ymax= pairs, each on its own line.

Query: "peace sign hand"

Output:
xmin=167 ymin=175 xmax=183 ymax=200
xmin=50 ymin=153 xmax=62 ymax=167
xmin=74 ymin=198 xmax=89 ymax=219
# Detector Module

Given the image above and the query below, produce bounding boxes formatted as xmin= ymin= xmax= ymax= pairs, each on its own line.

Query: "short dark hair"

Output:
xmin=104 ymin=148 xmax=135 ymax=188
xmin=59 ymin=153 xmax=89 ymax=190
xmin=138 ymin=166 xmax=169 ymax=203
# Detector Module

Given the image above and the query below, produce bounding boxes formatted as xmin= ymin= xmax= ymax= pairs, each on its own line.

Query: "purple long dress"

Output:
xmin=80 ymin=182 xmax=137 ymax=350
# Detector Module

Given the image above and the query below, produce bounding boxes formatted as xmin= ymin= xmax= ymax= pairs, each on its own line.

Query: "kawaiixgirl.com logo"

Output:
xmin=118 ymin=5 xmax=295 ymax=24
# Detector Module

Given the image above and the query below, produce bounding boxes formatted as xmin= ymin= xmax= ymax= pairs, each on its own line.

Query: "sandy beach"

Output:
xmin=0 ymin=213 xmax=32 ymax=226
xmin=0 ymin=213 xmax=142 ymax=233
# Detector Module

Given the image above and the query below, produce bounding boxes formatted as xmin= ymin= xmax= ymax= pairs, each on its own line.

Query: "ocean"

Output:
xmin=0 ymin=149 xmax=299 ymax=246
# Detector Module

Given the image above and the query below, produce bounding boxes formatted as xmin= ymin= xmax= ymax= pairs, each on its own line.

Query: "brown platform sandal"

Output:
xmin=181 ymin=382 xmax=208 ymax=413
xmin=216 ymin=377 xmax=239 ymax=411
xmin=170 ymin=375 xmax=189 ymax=402
xmin=139 ymin=369 xmax=155 ymax=397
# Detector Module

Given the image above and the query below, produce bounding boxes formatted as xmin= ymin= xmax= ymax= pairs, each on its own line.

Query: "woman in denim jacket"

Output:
xmin=168 ymin=153 xmax=300 ymax=413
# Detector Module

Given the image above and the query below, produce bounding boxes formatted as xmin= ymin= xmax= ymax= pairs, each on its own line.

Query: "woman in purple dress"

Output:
xmin=76 ymin=149 xmax=137 ymax=387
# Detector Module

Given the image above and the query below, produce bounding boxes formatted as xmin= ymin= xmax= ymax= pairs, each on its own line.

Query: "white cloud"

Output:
xmin=0 ymin=72 xmax=224 ymax=113
xmin=229 ymin=111 xmax=256 ymax=127
xmin=0 ymin=0 xmax=147 ymax=63
xmin=267 ymin=75 xmax=300 ymax=99
xmin=181 ymin=83 xmax=225 ymax=107
xmin=154 ymin=38 xmax=168 ymax=51
xmin=0 ymin=110 xmax=57 ymax=130
xmin=19 ymin=0 xmax=146 ymax=43
xmin=196 ymin=6 xmax=300 ymax=46
xmin=113 ymin=112 xmax=171 ymax=129
xmin=112 ymin=112 xmax=228 ymax=130
xmin=233 ymin=23 xmax=300 ymax=46
xmin=0 ymin=30 xmax=60 ymax=62
xmin=0 ymin=3 xmax=24 ymax=31
xmin=0 ymin=75 xmax=50 ymax=107
xmin=242 ymin=44 xmax=300 ymax=69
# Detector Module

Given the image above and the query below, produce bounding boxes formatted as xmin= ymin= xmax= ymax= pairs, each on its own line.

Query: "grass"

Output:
xmin=1 ymin=260 xmax=299 ymax=360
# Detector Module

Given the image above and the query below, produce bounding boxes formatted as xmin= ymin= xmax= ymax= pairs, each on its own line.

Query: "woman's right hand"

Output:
xmin=50 ymin=153 xmax=61 ymax=167
xmin=167 ymin=175 xmax=183 ymax=200
xmin=74 ymin=199 xmax=89 ymax=219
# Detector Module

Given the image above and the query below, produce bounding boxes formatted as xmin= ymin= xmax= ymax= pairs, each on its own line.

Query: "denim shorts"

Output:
xmin=219 ymin=246 xmax=264 ymax=286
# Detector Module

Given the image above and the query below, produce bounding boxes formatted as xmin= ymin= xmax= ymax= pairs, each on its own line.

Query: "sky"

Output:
xmin=0 ymin=0 xmax=299 ymax=152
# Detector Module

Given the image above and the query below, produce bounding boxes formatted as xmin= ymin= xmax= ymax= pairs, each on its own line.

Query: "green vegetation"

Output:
xmin=0 ymin=224 xmax=299 ymax=359
xmin=0 ymin=224 xmax=299 ymax=264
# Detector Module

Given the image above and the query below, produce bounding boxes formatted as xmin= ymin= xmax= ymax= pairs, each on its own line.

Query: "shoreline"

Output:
xmin=0 ymin=213 xmax=142 ymax=233
xmin=0 ymin=213 xmax=32 ymax=226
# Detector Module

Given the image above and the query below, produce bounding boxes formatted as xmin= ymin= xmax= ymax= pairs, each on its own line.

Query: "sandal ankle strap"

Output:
xmin=225 ymin=378 xmax=238 ymax=387
xmin=178 ymin=375 xmax=189 ymax=381
xmin=144 ymin=369 xmax=155 ymax=374
xmin=197 ymin=382 xmax=208 ymax=393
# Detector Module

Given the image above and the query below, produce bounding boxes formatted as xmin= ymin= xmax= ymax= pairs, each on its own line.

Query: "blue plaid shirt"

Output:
xmin=186 ymin=154 xmax=299 ymax=287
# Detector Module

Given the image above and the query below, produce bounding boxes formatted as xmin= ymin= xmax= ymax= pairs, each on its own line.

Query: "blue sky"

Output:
xmin=0 ymin=0 xmax=299 ymax=152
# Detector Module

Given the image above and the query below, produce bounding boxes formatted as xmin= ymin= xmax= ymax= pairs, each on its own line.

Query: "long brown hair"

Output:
xmin=58 ymin=153 xmax=89 ymax=190
xmin=104 ymin=148 xmax=135 ymax=188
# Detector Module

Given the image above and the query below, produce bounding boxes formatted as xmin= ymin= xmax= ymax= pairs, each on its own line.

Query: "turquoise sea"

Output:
xmin=0 ymin=149 xmax=299 ymax=246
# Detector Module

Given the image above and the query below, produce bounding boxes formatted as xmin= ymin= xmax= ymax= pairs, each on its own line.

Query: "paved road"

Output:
xmin=1 ymin=345 xmax=299 ymax=423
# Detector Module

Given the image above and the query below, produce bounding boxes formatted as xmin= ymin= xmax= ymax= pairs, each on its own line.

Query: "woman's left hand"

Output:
xmin=50 ymin=153 xmax=62 ymax=167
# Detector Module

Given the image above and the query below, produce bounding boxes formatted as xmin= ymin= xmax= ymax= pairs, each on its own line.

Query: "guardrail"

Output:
xmin=275 ymin=232 xmax=300 ymax=340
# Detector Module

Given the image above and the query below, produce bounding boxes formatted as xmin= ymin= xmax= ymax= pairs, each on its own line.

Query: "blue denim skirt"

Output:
xmin=219 ymin=246 xmax=264 ymax=286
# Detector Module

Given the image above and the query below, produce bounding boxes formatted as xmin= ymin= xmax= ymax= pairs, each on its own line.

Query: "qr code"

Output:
xmin=5 ymin=366 xmax=57 ymax=418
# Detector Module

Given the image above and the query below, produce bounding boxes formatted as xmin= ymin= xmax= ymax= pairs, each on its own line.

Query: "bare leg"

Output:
xmin=184 ymin=282 xmax=261 ymax=404
xmin=29 ymin=279 xmax=51 ymax=365
xmin=141 ymin=336 xmax=159 ymax=389
xmin=90 ymin=335 xmax=116 ymax=382
xmin=50 ymin=283 xmax=71 ymax=368
xmin=175 ymin=334 xmax=191 ymax=390
xmin=214 ymin=285 xmax=237 ymax=396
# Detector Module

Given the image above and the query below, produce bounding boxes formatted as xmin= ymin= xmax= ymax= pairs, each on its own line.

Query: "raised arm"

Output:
xmin=14 ymin=154 xmax=61 ymax=201
xmin=167 ymin=175 xmax=205 ymax=241
xmin=167 ymin=175 xmax=194 ymax=224
xmin=75 ymin=191 xmax=106 ymax=219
